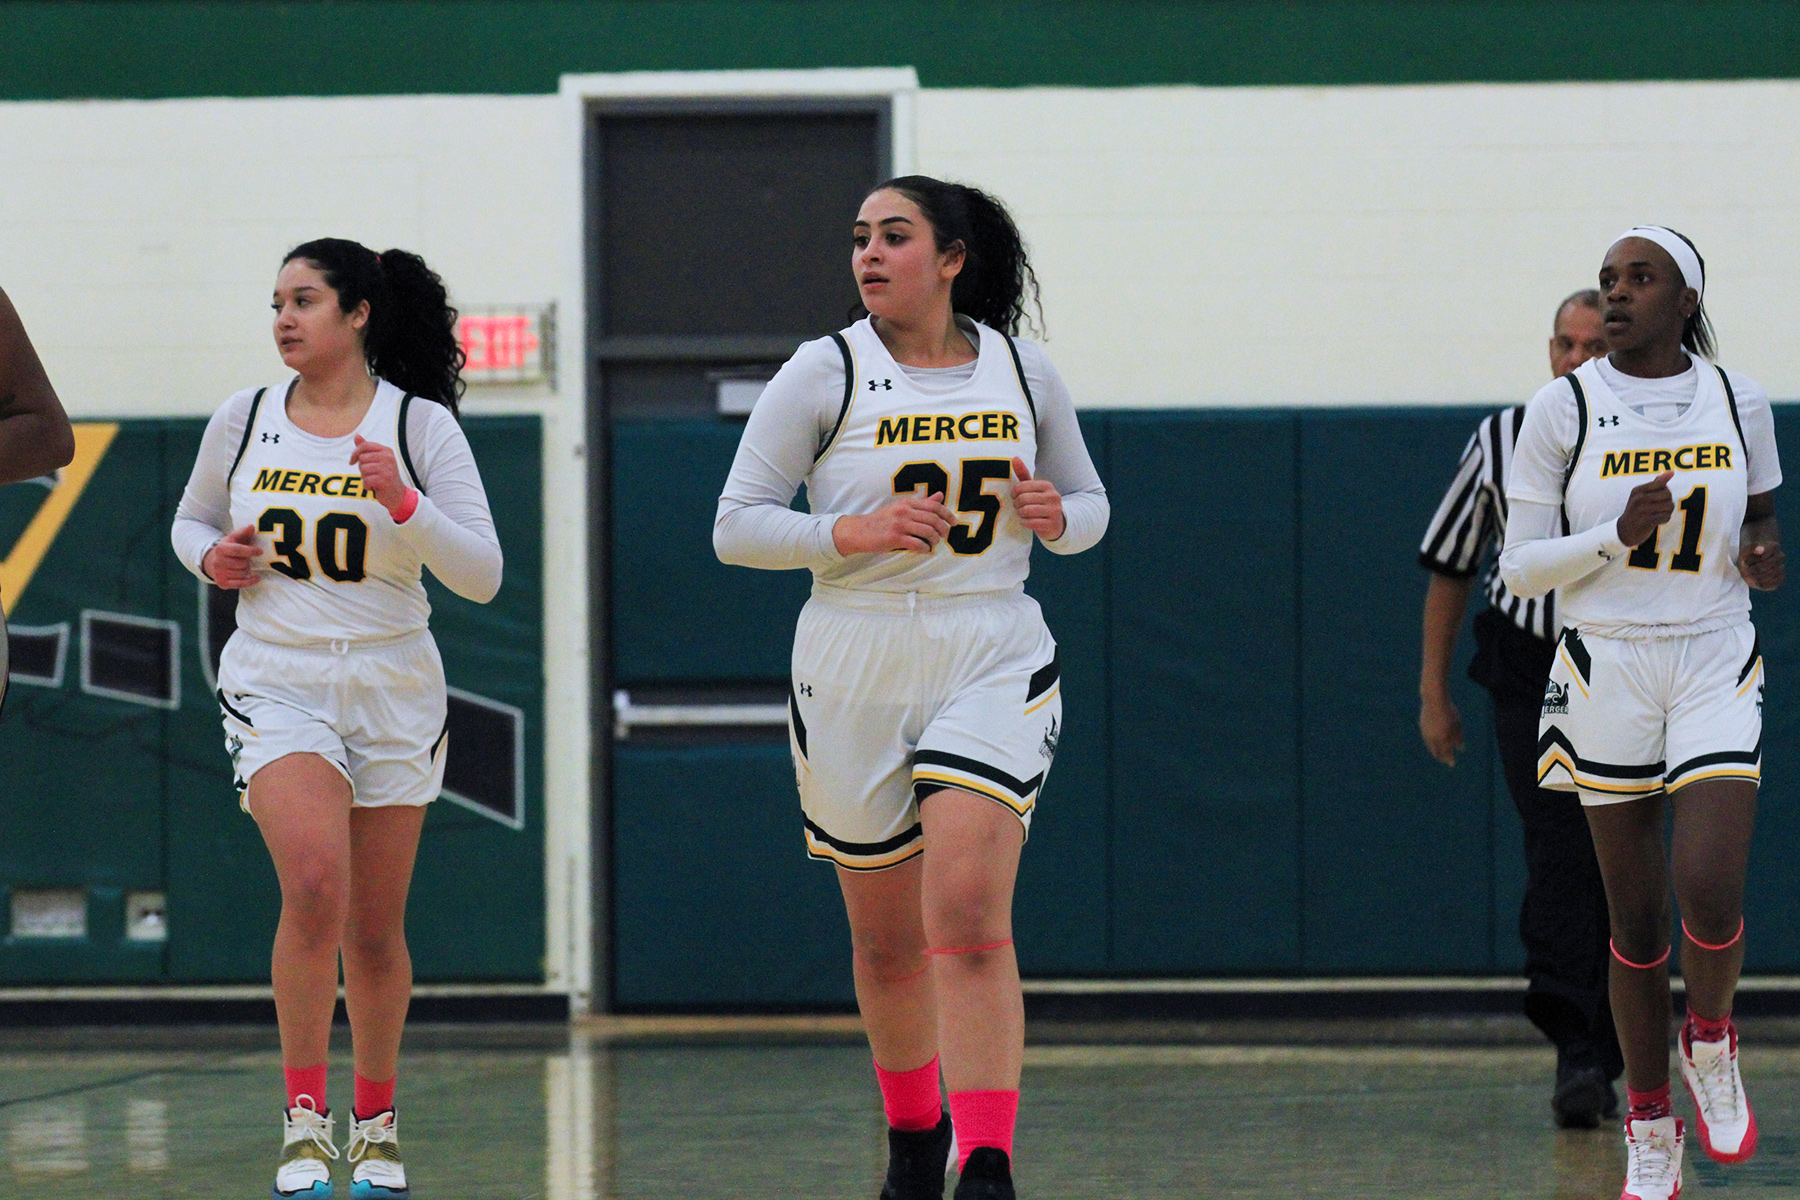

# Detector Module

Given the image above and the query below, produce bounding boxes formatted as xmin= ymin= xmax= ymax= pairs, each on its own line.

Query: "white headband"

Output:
xmin=1611 ymin=226 xmax=1704 ymax=303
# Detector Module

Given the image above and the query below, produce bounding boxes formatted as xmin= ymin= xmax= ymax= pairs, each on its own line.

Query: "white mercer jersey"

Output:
xmin=227 ymin=379 xmax=431 ymax=645
xmin=806 ymin=318 xmax=1039 ymax=595
xmin=1556 ymin=357 xmax=1754 ymax=634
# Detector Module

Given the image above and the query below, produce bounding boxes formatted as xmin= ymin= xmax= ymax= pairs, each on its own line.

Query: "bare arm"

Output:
xmin=1738 ymin=490 xmax=1783 ymax=591
xmin=0 ymin=287 xmax=74 ymax=484
xmin=1419 ymin=573 xmax=1472 ymax=767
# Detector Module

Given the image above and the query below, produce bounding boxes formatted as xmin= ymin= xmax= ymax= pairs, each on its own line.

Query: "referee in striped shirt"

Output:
xmin=1417 ymin=288 xmax=1621 ymax=1128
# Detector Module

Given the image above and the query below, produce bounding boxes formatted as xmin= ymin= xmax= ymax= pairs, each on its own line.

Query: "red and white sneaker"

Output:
xmin=1621 ymin=1116 xmax=1683 ymax=1200
xmin=1679 ymin=1024 xmax=1757 ymax=1162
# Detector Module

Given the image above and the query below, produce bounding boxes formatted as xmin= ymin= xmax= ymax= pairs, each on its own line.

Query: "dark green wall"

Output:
xmin=610 ymin=405 xmax=1800 ymax=1006
xmin=0 ymin=416 xmax=545 ymax=984
xmin=7 ymin=1 xmax=1800 ymax=99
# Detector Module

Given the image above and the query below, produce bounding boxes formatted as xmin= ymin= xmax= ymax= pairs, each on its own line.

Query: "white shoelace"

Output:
xmin=286 ymin=1106 xmax=340 ymax=1160
xmin=1629 ymin=1127 xmax=1678 ymax=1186
xmin=1691 ymin=1039 xmax=1741 ymax=1119
xmin=346 ymin=1114 xmax=396 ymax=1161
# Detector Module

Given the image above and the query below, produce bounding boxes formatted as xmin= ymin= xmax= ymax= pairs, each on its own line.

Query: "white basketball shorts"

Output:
xmin=789 ymin=585 xmax=1062 ymax=871
xmin=1537 ymin=621 xmax=1762 ymax=806
xmin=216 ymin=628 xmax=449 ymax=810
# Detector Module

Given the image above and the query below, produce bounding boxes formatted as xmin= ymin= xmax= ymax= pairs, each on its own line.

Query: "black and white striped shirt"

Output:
xmin=1418 ymin=407 xmax=1557 ymax=642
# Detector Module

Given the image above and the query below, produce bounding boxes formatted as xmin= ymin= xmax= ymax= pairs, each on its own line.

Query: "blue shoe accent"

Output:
xmin=273 ymin=1182 xmax=333 ymax=1199
xmin=350 ymin=1182 xmax=409 ymax=1199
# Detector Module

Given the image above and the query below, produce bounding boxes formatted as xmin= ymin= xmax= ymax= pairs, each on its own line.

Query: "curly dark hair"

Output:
xmin=282 ymin=238 xmax=465 ymax=416
xmin=854 ymin=176 xmax=1044 ymax=338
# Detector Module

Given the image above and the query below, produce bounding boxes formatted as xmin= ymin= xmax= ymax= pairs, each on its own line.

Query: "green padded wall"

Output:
xmin=1298 ymin=411 xmax=1500 ymax=972
xmin=611 ymin=744 xmax=854 ymax=1009
xmin=609 ymin=404 xmax=1800 ymax=1005
xmin=1105 ymin=411 xmax=1302 ymax=972
xmin=610 ymin=418 xmax=810 ymax=683
xmin=1740 ymin=408 xmax=1800 ymax=973
xmin=0 ymin=416 xmax=545 ymax=985
xmin=1011 ymin=414 xmax=1110 ymax=974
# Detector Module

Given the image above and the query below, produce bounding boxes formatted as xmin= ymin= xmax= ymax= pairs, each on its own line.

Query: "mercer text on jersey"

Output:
xmin=1598 ymin=444 xmax=1735 ymax=479
xmin=875 ymin=412 xmax=1021 ymax=447
xmin=251 ymin=467 xmax=380 ymax=499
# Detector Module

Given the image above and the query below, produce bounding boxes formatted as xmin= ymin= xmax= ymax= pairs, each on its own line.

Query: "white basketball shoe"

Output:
xmin=1620 ymin=1116 xmax=1683 ymax=1200
xmin=346 ymin=1108 xmax=410 ymax=1199
xmin=1679 ymin=1023 xmax=1757 ymax=1162
xmin=275 ymin=1097 xmax=338 ymax=1199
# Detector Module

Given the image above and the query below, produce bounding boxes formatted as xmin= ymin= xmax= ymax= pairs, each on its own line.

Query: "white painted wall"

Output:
xmin=0 ymin=94 xmax=563 ymax=418
xmin=920 ymin=81 xmax=1800 ymax=407
xmin=3 ymin=79 xmax=1797 ymax=416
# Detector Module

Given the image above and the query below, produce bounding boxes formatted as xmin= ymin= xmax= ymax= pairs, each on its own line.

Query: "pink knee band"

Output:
xmin=924 ymin=939 xmax=1013 ymax=957
xmin=1683 ymin=917 xmax=1745 ymax=952
xmin=1611 ymin=938 xmax=1671 ymax=970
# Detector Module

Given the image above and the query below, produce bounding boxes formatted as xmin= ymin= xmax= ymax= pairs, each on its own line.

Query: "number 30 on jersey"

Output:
xmin=258 ymin=507 xmax=369 ymax=582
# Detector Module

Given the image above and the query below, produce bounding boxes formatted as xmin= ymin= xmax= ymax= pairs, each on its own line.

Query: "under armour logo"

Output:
xmin=261 ymin=431 xmax=280 ymax=443
xmin=797 ymin=683 xmax=813 ymax=697
xmin=1598 ymin=416 xmax=1620 ymax=428
xmin=869 ymin=379 xmax=893 ymax=391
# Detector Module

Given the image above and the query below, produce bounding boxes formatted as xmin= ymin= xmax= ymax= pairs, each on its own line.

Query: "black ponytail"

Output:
xmin=859 ymin=176 xmax=1044 ymax=337
xmin=282 ymin=238 xmax=466 ymax=417
xmin=1664 ymin=228 xmax=1718 ymax=360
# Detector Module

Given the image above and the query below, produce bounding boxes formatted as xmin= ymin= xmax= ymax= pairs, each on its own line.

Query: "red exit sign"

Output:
xmin=456 ymin=304 xmax=554 ymax=386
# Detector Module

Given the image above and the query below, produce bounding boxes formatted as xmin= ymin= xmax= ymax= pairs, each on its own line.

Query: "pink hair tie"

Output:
xmin=1683 ymin=918 xmax=1745 ymax=952
xmin=1611 ymin=939 xmax=1671 ymax=970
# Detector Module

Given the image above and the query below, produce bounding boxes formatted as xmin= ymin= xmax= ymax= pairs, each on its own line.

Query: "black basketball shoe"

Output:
xmin=879 ymin=1114 xmax=954 ymax=1200
xmin=952 ymin=1147 xmax=1015 ymax=1200
xmin=1552 ymin=1043 xmax=1608 ymax=1130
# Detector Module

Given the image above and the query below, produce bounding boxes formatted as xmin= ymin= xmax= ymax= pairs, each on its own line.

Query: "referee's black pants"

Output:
xmin=1472 ymin=609 xmax=1623 ymax=1079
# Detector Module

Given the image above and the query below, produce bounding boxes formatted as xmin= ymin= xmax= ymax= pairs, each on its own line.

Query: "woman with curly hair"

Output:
xmin=716 ymin=178 xmax=1108 ymax=1200
xmin=172 ymin=239 xmax=502 ymax=1199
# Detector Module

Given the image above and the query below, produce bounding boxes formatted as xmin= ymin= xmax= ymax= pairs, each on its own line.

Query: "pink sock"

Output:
xmin=354 ymin=1071 xmax=396 ymax=1120
xmin=1628 ymin=1082 xmax=1672 ymax=1122
xmin=949 ymin=1089 xmax=1019 ymax=1169
xmin=1686 ymin=1009 xmax=1732 ymax=1044
xmin=874 ymin=1056 xmax=942 ymax=1132
xmin=285 ymin=1063 xmax=328 ymax=1112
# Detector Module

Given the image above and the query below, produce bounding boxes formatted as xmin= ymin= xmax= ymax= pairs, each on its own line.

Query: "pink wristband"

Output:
xmin=391 ymin=487 xmax=420 ymax=524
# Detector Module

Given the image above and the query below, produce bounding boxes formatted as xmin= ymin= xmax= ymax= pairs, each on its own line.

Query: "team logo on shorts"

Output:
xmin=1040 ymin=716 xmax=1060 ymax=761
xmin=1542 ymin=682 xmax=1570 ymax=715
xmin=226 ymin=734 xmax=244 ymax=764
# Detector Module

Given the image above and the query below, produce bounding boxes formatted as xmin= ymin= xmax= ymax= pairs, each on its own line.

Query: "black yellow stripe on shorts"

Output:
xmin=912 ymin=750 xmax=1042 ymax=816
xmin=1536 ymin=727 xmax=1664 ymax=796
xmin=1027 ymin=651 xmax=1060 ymax=703
xmin=1738 ymin=633 xmax=1762 ymax=687
xmin=789 ymin=687 xmax=808 ymax=758
xmin=803 ymin=817 xmax=922 ymax=871
xmin=1666 ymin=744 xmax=1761 ymax=791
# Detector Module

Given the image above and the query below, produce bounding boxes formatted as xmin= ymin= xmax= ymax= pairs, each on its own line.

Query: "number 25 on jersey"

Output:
xmin=894 ymin=458 xmax=1011 ymax=555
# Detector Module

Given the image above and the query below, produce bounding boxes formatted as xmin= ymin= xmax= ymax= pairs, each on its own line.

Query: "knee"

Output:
xmin=850 ymin=928 xmax=927 ymax=983
xmin=281 ymin=858 xmax=347 ymax=936
xmin=342 ymin=920 xmax=409 ymax=972
xmin=924 ymin=888 xmax=1009 ymax=952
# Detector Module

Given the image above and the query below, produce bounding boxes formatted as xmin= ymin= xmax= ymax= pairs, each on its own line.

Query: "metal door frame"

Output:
xmin=551 ymin=68 xmax=917 ymax=1013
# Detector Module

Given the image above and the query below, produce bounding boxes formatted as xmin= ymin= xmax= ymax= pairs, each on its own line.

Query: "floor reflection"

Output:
xmin=3 ymin=1028 xmax=1798 ymax=1197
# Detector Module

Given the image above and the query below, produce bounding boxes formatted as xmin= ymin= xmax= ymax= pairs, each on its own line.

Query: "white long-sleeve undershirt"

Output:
xmin=1498 ymin=500 xmax=1628 ymax=599
xmin=171 ymin=388 xmax=502 ymax=605
xmin=714 ymin=332 xmax=1108 ymax=580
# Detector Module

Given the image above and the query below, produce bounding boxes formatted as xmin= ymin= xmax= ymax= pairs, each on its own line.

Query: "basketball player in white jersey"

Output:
xmin=172 ymin=239 xmax=502 ymax=1200
xmin=716 ymin=177 xmax=1108 ymax=1200
xmin=1502 ymin=227 xmax=1782 ymax=1200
